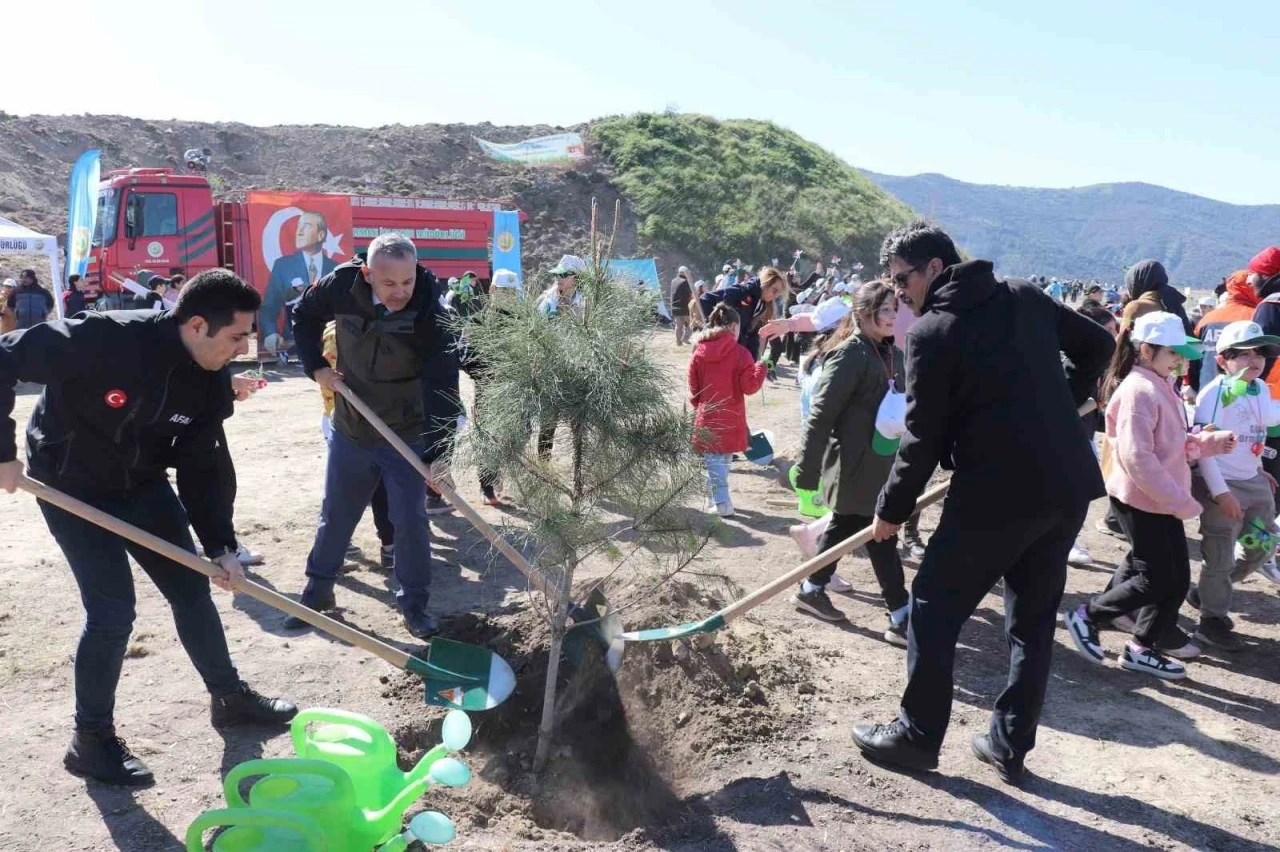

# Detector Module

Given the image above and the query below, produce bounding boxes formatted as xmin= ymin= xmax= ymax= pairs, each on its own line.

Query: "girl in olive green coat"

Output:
xmin=791 ymin=280 xmax=910 ymax=645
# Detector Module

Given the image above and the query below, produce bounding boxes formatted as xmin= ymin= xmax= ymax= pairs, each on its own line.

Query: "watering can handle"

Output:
xmin=290 ymin=707 xmax=385 ymax=755
xmin=185 ymin=808 xmax=327 ymax=851
xmin=223 ymin=758 xmax=354 ymax=809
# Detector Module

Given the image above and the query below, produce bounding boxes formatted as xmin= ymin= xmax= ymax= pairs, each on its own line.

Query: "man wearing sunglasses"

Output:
xmin=851 ymin=222 xmax=1115 ymax=784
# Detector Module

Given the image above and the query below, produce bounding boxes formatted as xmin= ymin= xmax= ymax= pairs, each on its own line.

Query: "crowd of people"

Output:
xmin=0 ymin=220 xmax=1278 ymax=795
xmin=672 ymin=225 xmax=1280 ymax=782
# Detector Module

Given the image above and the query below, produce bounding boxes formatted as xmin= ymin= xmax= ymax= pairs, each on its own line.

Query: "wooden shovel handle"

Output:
xmin=17 ymin=475 xmax=414 ymax=672
xmin=718 ymin=398 xmax=1098 ymax=625
xmin=332 ymin=381 xmax=552 ymax=596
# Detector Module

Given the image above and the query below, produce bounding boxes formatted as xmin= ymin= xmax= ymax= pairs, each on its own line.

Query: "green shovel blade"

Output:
xmin=407 ymin=637 xmax=516 ymax=711
xmin=616 ymin=612 xmax=726 ymax=642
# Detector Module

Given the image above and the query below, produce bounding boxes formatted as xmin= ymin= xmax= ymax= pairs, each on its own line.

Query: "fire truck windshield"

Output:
xmin=93 ymin=189 xmax=119 ymax=247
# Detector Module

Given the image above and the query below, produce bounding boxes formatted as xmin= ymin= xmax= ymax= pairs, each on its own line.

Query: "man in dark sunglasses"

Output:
xmin=851 ymin=221 xmax=1115 ymax=785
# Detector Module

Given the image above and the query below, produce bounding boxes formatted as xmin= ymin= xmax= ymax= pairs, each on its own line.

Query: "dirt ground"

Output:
xmin=0 ymin=331 xmax=1278 ymax=851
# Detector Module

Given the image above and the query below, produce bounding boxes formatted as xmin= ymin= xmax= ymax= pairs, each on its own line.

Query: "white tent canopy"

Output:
xmin=0 ymin=216 xmax=64 ymax=318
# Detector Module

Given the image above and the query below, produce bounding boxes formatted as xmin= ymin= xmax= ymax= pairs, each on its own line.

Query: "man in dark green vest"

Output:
xmin=289 ymin=233 xmax=460 ymax=638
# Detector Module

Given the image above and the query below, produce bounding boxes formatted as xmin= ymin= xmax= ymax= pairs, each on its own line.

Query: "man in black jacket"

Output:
xmin=852 ymin=223 xmax=1114 ymax=784
xmin=289 ymin=233 xmax=460 ymax=639
xmin=0 ymin=269 xmax=297 ymax=788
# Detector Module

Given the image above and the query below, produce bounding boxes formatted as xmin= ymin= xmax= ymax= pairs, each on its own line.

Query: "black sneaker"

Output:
xmin=379 ymin=543 xmax=395 ymax=570
xmin=1121 ymin=643 xmax=1188 ymax=680
xmin=900 ymin=533 xmax=927 ymax=561
xmin=1196 ymin=616 xmax=1243 ymax=651
xmin=851 ymin=719 xmax=938 ymax=771
xmin=210 ymin=682 xmax=297 ymax=728
xmin=791 ymin=586 xmax=845 ymax=622
xmin=1063 ymin=605 xmax=1106 ymax=664
xmin=64 ymin=728 xmax=154 ymax=787
xmin=425 ymin=491 xmax=453 ymax=516
xmin=403 ymin=608 xmax=440 ymax=639
xmin=883 ymin=614 xmax=908 ymax=648
xmin=282 ymin=580 xmax=336 ymax=630
xmin=971 ymin=733 xmax=1025 ymax=785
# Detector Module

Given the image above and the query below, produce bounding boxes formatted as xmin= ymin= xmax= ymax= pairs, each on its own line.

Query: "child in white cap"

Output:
xmin=1189 ymin=320 xmax=1280 ymax=649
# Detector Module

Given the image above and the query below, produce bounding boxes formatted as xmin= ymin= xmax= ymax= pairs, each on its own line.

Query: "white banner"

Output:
xmin=474 ymin=133 xmax=585 ymax=165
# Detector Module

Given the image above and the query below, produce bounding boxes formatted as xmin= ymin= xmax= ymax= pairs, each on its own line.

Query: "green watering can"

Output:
xmin=185 ymin=807 xmax=327 ymax=851
xmin=223 ymin=757 xmax=471 ymax=849
xmin=291 ymin=708 xmax=472 ymax=810
xmin=789 ymin=465 xmax=830 ymax=518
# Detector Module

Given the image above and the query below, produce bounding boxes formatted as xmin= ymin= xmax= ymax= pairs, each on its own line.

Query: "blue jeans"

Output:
xmin=704 ymin=453 xmax=731 ymax=504
xmin=305 ymin=428 xmax=432 ymax=612
xmin=39 ymin=481 xmax=240 ymax=731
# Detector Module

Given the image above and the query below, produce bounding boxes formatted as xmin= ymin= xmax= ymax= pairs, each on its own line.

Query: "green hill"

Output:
xmin=593 ymin=113 xmax=913 ymax=272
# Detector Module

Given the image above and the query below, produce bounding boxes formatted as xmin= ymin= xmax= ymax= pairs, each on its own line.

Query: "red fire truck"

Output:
xmin=87 ymin=167 xmax=521 ymax=303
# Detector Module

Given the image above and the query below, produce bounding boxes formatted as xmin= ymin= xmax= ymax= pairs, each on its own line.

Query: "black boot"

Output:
xmin=64 ymin=728 xmax=155 ymax=787
xmin=211 ymin=682 xmax=297 ymax=728
xmin=971 ymin=733 xmax=1025 ymax=785
xmin=282 ymin=579 xmax=336 ymax=630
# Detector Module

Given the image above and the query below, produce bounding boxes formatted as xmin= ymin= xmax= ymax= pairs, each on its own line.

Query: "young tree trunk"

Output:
xmin=533 ymin=561 xmax=573 ymax=772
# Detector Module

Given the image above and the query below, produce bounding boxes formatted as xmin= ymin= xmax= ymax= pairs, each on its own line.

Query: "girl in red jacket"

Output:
xmin=689 ymin=304 xmax=768 ymax=517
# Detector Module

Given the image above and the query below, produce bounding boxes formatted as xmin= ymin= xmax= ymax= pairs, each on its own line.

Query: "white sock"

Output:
xmin=890 ymin=604 xmax=910 ymax=626
xmin=802 ymin=580 xmax=822 ymax=594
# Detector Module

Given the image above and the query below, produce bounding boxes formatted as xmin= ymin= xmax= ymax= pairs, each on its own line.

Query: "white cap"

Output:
xmin=1131 ymin=311 xmax=1202 ymax=359
xmin=722 ymin=264 xmax=732 ymax=272
xmin=492 ymin=268 xmax=521 ymax=290
xmin=447 ymin=277 xmax=459 ymax=286
xmin=693 ymin=279 xmax=707 ymax=290
xmin=677 ymin=265 xmax=689 ymax=274
xmin=550 ymin=255 xmax=586 ymax=276
xmin=1215 ymin=320 xmax=1280 ymax=354
xmin=1 ymin=278 xmax=15 ymax=288
xmin=811 ymin=296 xmax=851 ymax=332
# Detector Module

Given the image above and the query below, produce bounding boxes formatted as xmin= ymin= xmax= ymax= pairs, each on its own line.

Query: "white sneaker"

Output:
xmin=789 ymin=522 xmax=823 ymax=560
xmin=716 ymin=501 xmax=736 ymax=518
xmin=1068 ymin=543 xmax=1093 ymax=566
xmin=236 ymin=546 xmax=264 ymax=567
xmin=827 ymin=573 xmax=854 ymax=593
xmin=703 ymin=498 xmax=718 ymax=515
xmin=1121 ymin=643 xmax=1187 ymax=680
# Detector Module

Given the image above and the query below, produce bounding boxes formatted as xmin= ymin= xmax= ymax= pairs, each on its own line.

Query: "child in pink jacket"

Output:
xmin=1064 ymin=313 xmax=1235 ymax=681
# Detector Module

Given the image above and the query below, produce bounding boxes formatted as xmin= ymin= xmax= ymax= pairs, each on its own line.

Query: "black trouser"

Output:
xmin=1087 ymin=497 xmax=1190 ymax=647
xmin=537 ymin=421 xmax=557 ymax=460
xmin=767 ymin=335 xmax=784 ymax=366
xmin=898 ymin=503 xmax=1086 ymax=759
xmin=809 ymin=511 xmax=908 ymax=611
xmin=39 ymin=480 xmax=241 ymax=731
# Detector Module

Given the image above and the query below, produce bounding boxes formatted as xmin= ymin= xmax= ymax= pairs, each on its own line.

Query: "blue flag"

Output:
xmin=491 ymin=210 xmax=521 ymax=282
xmin=65 ymin=149 xmax=101 ymax=282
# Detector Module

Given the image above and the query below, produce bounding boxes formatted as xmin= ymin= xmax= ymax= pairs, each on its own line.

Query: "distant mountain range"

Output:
xmin=860 ymin=171 xmax=1280 ymax=286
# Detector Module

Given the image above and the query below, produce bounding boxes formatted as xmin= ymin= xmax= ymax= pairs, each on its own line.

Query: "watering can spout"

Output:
xmin=372 ymin=777 xmax=431 ymax=825
xmin=405 ymin=744 xmax=449 ymax=787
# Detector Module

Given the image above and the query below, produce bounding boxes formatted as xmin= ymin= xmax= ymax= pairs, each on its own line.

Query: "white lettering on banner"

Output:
xmin=352 ymin=227 xmax=468 ymax=241
xmin=169 ymin=413 xmax=192 ymax=425
xmin=350 ymin=196 xmax=502 ymax=212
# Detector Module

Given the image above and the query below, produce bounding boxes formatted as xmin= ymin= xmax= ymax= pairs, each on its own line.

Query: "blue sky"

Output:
xmin=12 ymin=1 xmax=1279 ymax=205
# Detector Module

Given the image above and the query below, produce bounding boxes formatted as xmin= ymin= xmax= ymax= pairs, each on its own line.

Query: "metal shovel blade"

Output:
xmin=564 ymin=588 xmax=625 ymax=672
xmin=410 ymin=637 xmax=516 ymax=711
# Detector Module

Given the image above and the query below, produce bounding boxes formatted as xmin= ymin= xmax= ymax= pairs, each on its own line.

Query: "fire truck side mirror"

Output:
xmin=124 ymin=193 xmax=140 ymax=245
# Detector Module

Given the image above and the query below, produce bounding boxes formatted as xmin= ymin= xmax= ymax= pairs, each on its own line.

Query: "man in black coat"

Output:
xmin=852 ymin=223 xmax=1114 ymax=784
xmin=0 ymin=270 xmax=297 ymax=787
